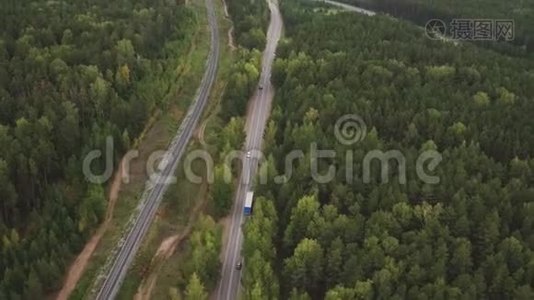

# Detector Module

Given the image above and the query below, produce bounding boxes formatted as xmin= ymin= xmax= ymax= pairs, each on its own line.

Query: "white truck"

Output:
xmin=244 ymin=191 xmax=253 ymax=216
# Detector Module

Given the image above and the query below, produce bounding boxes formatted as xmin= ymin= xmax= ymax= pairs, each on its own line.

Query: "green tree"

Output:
xmin=211 ymin=164 xmax=234 ymax=218
xmin=24 ymin=268 xmax=42 ymax=299
xmin=77 ymin=184 xmax=106 ymax=232
xmin=284 ymin=238 xmax=324 ymax=293
xmin=283 ymin=195 xmax=320 ymax=251
xmin=473 ymin=91 xmax=490 ymax=107
xmin=185 ymin=273 xmax=208 ymax=300
xmin=115 ymin=39 xmax=135 ymax=66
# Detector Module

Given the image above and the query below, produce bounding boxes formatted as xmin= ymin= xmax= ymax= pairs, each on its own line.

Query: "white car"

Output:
xmin=246 ymin=151 xmax=251 ymax=158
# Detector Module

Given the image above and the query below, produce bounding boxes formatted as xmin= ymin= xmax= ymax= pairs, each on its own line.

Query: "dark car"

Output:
xmin=236 ymin=262 xmax=242 ymax=270
xmin=259 ymin=84 xmax=264 ymax=90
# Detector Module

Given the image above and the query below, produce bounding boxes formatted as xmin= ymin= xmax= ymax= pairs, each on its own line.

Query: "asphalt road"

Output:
xmin=95 ymin=0 xmax=219 ymax=298
xmin=215 ymin=0 xmax=283 ymax=299
xmin=322 ymin=0 xmax=375 ymax=15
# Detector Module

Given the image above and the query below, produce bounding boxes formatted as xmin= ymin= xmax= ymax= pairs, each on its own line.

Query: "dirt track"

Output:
xmin=56 ymin=160 xmax=125 ymax=300
xmin=133 ymin=190 xmax=207 ymax=300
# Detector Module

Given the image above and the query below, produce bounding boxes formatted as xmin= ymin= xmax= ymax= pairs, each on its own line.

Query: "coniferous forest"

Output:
xmin=340 ymin=0 xmax=534 ymax=55
xmin=241 ymin=0 xmax=534 ymax=299
xmin=0 ymin=0 xmax=197 ymax=298
xmin=1 ymin=0 xmax=534 ymax=298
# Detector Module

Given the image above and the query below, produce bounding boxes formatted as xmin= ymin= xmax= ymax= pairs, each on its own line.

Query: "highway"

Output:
xmin=94 ymin=0 xmax=219 ymax=298
xmin=215 ymin=0 xmax=283 ymax=299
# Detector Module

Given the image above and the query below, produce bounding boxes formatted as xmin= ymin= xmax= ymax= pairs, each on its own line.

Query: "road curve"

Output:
xmin=95 ymin=0 xmax=219 ymax=298
xmin=214 ymin=0 xmax=283 ymax=299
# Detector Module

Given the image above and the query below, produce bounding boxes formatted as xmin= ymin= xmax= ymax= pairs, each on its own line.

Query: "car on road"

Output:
xmin=246 ymin=151 xmax=251 ymax=158
xmin=236 ymin=262 xmax=242 ymax=270
xmin=259 ymin=84 xmax=264 ymax=90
